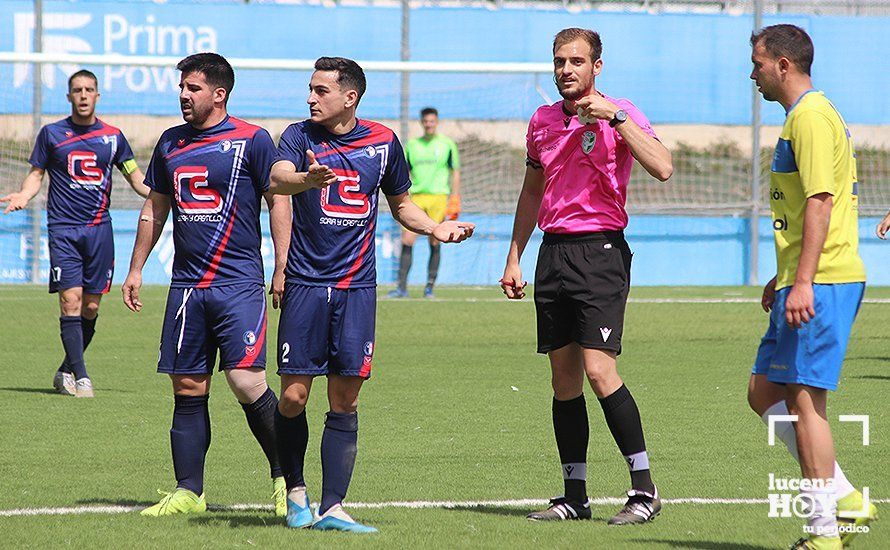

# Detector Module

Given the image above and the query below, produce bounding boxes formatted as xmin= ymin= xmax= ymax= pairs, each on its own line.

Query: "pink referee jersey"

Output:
xmin=526 ymin=96 xmax=658 ymax=233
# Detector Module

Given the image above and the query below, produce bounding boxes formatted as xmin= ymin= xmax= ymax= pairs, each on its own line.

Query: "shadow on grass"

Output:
xmin=444 ymin=505 xmax=610 ymax=522
xmin=444 ymin=505 xmax=530 ymax=518
xmin=851 ymin=374 xmax=890 ymax=381
xmin=189 ymin=514 xmax=281 ymax=528
xmin=0 ymin=387 xmax=58 ymax=396
xmin=631 ymin=540 xmax=773 ymax=550
xmin=0 ymin=386 xmax=136 ymax=395
xmin=76 ymin=498 xmax=156 ymax=507
xmin=846 ymin=355 xmax=890 ymax=363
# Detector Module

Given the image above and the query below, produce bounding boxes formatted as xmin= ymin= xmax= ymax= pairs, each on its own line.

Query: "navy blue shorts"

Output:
xmin=158 ymin=283 xmax=267 ymax=375
xmin=277 ymin=284 xmax=376 ymax=379
xmin=48 ymin=223 xmax=114 ymax=295
xmin=752 ymin=282 xmax=864 ymax=391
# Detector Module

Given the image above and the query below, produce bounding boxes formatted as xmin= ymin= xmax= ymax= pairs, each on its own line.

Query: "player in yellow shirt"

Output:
xmin=746 ymin=25 xmax=874 ymax=550
xmin=388 ymin=107 xmax=461 ymax=299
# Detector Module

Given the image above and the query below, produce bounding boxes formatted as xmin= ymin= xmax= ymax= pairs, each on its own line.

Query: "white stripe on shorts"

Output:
xmin=175 ymin=288 xmax=194 ymax=354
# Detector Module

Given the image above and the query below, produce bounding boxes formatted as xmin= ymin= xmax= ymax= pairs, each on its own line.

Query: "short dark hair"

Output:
xmin=68 ymin=69 xmax=98 ymax=91
xmin=750 ymin=24 xmax=814 ymax=76
xmin=553 ymin=28 xmax=602 ymax=63
xmin=420 ymin=107 xmax=438 ymax=118
xmin=176 ymin=52 xmax=235 ymax=101
xmin=314 ymin=57 xmax=367 ymax=102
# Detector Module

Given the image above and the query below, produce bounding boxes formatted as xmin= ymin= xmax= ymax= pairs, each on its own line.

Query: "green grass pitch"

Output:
xmin=0 ymin=285 xmax=887 ymax=549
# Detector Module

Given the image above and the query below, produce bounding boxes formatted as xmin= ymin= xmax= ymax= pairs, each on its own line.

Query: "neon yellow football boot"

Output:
xmin=272 ymin=476 xmax=287 ymax=517
xmin=837 ymin=489 xmax=877 ymax=546
xmin=790 ymin=535 xmax=843 ymax=550
xmin=140 ymin=488 xmax=206 ymax=517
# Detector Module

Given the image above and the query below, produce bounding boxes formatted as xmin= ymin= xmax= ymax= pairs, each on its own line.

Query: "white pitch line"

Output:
xmin=2 ymin=498 xmax=889 ymax=517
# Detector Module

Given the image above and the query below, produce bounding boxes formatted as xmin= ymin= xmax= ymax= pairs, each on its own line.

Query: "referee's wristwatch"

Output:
xmin=609 ymin=109 xmax=628 ymax=128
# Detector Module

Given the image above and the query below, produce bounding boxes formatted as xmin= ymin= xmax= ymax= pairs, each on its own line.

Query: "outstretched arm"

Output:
xmin=1 ymin=167 xmax=45 ymax=213
xmin=268 ymin=151 xmax=338 ymax=195
xmin=385 ymin=192 xmax=475 ymax=243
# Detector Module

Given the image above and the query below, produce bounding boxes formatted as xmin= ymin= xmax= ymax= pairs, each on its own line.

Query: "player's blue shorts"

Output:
xmin=158 ymin=283 xmax=267 ymax=375
xmin=277 ymin=284 xmax=376 ymax=379
xmin=48 ymin=223 xmax=114 ymax=295
xmin=752 ymin=282 xmax=864 ymax=391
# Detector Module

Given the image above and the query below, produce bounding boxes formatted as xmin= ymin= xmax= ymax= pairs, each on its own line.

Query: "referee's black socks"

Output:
xmin=552 ymin=394 xmax=589 ymax=504
xmin=598 ymin=384 xmax=655 ymax=495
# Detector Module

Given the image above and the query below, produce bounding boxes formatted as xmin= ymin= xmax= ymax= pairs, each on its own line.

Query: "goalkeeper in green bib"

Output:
xmin=388 ymin=107 xmax=461 ymax=299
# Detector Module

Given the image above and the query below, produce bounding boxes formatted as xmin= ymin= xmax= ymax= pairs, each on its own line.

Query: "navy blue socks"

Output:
xmin=241 ymin=387 xmax=282 ymax=479
xmin=59 ymin=315 xmax=97 ymax=375
xmin=59 ymin=316 xmax=87 ymax=380
xmin=171 ymin=394 xmax=211 ymax=495
xmin=320 ymin=411 xmax=359 ymax=514
xmin=275 ymin=408 xmax=309 ymax=489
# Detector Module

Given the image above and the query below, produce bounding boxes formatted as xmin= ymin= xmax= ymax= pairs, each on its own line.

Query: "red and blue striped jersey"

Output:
xmin=29 ymin=117 xmax=135 ymax=228
xmin=144 ymin=116 xmax=275 ymax=289
xmin=275 ymin=119 xmax=411 ymax=289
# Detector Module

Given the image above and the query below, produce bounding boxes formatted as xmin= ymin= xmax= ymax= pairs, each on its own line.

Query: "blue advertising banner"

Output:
xmin=1 ymin=2 xmax=887 ymax=124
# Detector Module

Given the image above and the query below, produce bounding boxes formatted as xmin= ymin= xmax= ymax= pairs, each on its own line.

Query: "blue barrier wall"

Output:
xmin=3 ymin=211 xmax=889 ymax=287
xmin=1 ymin=2 xmax=888 ymax=124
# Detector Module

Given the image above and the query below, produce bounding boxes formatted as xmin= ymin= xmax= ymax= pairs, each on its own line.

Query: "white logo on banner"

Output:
xmin=13 ymin=12 xmax=218 ymax=93
xmin=14 ymin=12 xmax=93 ymax=89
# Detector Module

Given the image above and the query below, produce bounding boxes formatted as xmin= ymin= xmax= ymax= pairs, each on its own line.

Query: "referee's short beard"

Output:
xmin=555 ymin=76 xmax=591 ymax=101
xmin=558 ymin=87 xmax=585 ymax=101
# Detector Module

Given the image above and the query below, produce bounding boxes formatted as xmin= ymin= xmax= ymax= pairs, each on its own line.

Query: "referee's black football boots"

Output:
xmin=526 ymin=497 xmax=592 ymax=521
xmin=608 ymin=487 xmax=661 ymax=525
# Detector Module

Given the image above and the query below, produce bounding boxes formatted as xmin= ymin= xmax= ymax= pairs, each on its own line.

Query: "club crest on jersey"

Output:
xmin=173 ymin=165 xmax=222 ymax=215
xmin=177 ymin=138 xmax=187 ymax=148
xmin=320 ymin=168 xmax=371 ymax=219
xmin=65 ymin=131 xmax=73 ymax=138
xmin=218 ymin=140 xmax=233 ymax=153
xmin=243 ymin=331 xmax=257 ymax=346
xmin=581 ymin=131 xmax=597 ymax=154
xmin=66 ymin=151 xmax=103 ymax=186
xmin=363 ymin=341 xmax=374 ymax=357
xmin=364 ymin=145 xmax=378 ymax=158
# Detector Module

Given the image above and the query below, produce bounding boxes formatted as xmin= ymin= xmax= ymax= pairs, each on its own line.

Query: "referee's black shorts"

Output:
xmin=534 ymin=231 xmax=632 ymax=355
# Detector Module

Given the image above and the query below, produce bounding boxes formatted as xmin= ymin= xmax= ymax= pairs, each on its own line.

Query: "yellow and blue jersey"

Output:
xmin=769 ymin=90 xmax=865 ymax=290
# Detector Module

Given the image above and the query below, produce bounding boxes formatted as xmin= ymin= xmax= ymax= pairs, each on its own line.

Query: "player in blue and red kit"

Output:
xmin=121 ymin=53 xmax=292 ymax=517
xmin=269 ymin=57 xmax=476 ymax=533
xmin=1 ymin=69 xmax=149 ymax=398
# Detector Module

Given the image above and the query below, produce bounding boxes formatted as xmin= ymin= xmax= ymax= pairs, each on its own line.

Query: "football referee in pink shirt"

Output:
xmin=501 ymin=27 xmax=672 ymax=525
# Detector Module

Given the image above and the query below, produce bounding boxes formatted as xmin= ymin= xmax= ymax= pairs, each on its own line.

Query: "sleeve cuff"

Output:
xmin=525 ymin=157 xmax=542 ymax=169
